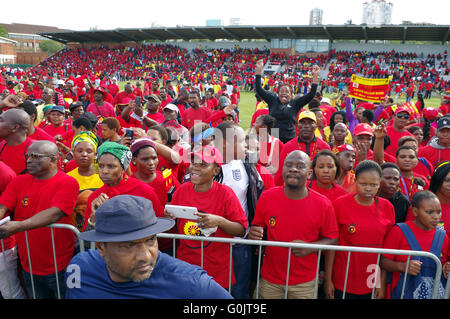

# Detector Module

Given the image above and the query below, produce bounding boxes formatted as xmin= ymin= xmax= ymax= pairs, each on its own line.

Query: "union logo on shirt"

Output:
xmin=348 ymin=224 xmax=356 ymax=234
xmin=269 ymin=217 xmax=276 ymax=227
xmin=183 ymin=221 xmax=201 ymax=236
xmin=22 ymin=196 xmax=29 ymax=207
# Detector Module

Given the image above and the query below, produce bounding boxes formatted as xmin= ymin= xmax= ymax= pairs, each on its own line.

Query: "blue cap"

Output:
xmin=78 ymin=195 xmax=175 ymax=243
xmin=50 ymin=105 xmax=66 ymax=114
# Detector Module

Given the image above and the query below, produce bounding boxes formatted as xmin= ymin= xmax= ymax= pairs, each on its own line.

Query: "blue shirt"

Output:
xmin=65 ymin=250 xmax=233 ymax=299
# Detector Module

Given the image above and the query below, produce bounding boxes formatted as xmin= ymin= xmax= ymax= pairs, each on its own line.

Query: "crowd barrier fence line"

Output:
xmin=0 ymin=223 xmax=81 ymax=299
xmin=1 ymin=224 xmax=449 ymax=299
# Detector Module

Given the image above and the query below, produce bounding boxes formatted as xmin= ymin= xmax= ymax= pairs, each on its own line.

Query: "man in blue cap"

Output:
xmin=65 ymin=194 xmax=232 ymax=299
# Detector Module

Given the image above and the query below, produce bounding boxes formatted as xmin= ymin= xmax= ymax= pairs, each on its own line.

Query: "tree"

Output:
xmin=0 ymin=26 xmax=8 ymax=38
xmin=39 ymin=40 xmax=64 ymax=54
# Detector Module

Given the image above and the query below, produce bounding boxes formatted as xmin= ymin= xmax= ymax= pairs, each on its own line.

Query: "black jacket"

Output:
xmin=242 ymin=155 xmax=265 ymax=226
xmin=255 ymin=74 xmax=317 ymax=143
xmin=385 ymin=191 xmax=411 ymax=223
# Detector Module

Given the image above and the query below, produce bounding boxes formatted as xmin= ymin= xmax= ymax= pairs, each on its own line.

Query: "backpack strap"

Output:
xmin=418 ymin=157 xmax=431 ymax=174
xmin=429 ymin=227 xmax=446 ymax=258
xmin=0 ymin=141 xmax=6 ymax=156
xmin=396 ymin=223 xmax=423 ymax=252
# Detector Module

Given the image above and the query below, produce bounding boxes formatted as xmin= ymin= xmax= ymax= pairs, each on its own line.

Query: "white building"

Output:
xmin=362 ymin=0 xmax=393 ymax=25
xmin=0 ymin=36 xmax=17 ymax=64
xmin=309 ymin=8 xmax=323 ymax=25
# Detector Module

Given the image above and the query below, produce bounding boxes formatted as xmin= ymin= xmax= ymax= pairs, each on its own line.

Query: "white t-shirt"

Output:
xmin=221 ymin=160 xmax=249 ymax=218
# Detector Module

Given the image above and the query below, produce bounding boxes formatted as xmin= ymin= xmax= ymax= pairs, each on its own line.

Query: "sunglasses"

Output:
xmin=25 ymin=153 xmax=54 ymax=161
xmin=396 ymin=113 xmax=410 ymax=119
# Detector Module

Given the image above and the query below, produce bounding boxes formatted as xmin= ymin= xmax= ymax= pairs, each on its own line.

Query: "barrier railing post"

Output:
xmin=172 ymin=238 xmax=176 ymax=257
xmin=228 ymin=244 xmax=233 ymax=294
xmin=284 ymin=248 xmax=292 ymax=299
xmin=49 ymin=227 xmax=61 ymax=299
xmin=200 ymin=241 xmax=204 ymax=268
xmin=313 ymin=249 xmax=322 ymax=299
xmin=24 ymin=230 xmax=36 ymax=299
xmin=1 ymin=239 xmax=13 ymax=299
xmin=342 ymin=251 xmax=351 ymax=299
xmin=255 ymin=244 xmax=262 ymax=299
xmin=400 ymin=256 xmax=411 ymax=299
xmin=444 ymin=272 xmax=450 ymax=299
xmin=371 ymin=253 xmax=381 ymax=299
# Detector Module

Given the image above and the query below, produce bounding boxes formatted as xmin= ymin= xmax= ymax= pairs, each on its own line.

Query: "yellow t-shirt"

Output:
xmin=67 ymin=168 xmax=104 ymax=191
xmin=256 ymin=101 xmax=268 ymax=110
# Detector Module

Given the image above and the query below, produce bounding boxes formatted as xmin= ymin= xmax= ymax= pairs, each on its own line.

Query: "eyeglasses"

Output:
xmin=396 ymin=113 xmax=410 ymax=119
xmin=25 ymin=153 xmax=54 ymax=161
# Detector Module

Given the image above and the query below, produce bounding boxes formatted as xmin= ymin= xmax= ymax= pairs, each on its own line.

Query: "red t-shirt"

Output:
xmin=83 ymin=176 xmax=164 ymax=231
xmin=0 ymin=161 xmax=16 ymax=194
xmin=274 ymin=137 xmax=331 ymax=186
xmin=258 ymin=136 xmax=284 ymax=172
xmin=309 ymin=180 xmax=348 ymax=203
xmin=382 ymin=221 xmax=450 ymax=293
xmin=181 ymin=107 xmax=213 ymax=130
xmin=252 ymin=187 xmax=339 ymax=285
xmin=418 ymin=145 xmax=450 ymax=168
xmin=250 ymin=108 xmax=269 ymax=127
xmin=43 ymin=123 xmax=72 ymax=138
xmin=206 ymin=97 xmax=218 ymax=111
xmin=385 ymin=126 xmax=414 ymax=157
xmin=332 ymin=194 xmax=395 ymax=294
xmin=86 ymin=102 xmax=115 ymax=119
xmin=127 ymin=112 xmax=165 ymax=128
xmin=171 ymin=182 xmax=248 ymax=289
xmin=0 ymin=171 xmax=79 ymax=275
xmin=160 ymin=97 xmax=173 ymax=110
xmin=398 ymin=173 xmax=430 ymax=201
xmin=0 ymin=162 xmax=17 ymax=252
xmin=0 ymin=137 xmax=34 ymax=175
xmin=256 ymin=164 xmax=275 ymax=190
xmin=414 ymin=157 xmax=434 ymax=181
xmin=29 ymin=127 xmax=56 ymax=143
xmin=441 ymin=203 xmax=450 ymax=240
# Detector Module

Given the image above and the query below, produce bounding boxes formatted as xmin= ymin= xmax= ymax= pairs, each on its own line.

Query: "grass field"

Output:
xmin=118 ymin=81 xmax=444 ymax=132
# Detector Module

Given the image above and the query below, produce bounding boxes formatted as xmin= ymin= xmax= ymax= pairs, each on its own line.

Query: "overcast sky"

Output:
xmin=2 ymin=0 xmax=448 ymax=31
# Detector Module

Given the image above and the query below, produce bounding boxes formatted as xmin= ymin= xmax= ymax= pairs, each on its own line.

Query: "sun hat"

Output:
xmin=297 ymin=110 xmax=317 ymax=123
xmin=78 ymin=195 xmax=175 ymax=243
xmin=353 ymin=123 xmax=373 ymax=136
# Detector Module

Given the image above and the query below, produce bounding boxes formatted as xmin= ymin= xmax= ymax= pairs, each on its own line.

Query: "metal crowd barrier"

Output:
xmin=0 ymin=224 xmax=449 ymax=299
xmin=0 ymin=223 xmax=81 ymax=300
xmin=156 ymin=233 xmax=450 ymax=300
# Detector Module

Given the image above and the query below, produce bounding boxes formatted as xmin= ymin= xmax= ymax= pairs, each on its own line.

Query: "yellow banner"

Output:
xmin=351 ymin=75 xmax=390 ymax=86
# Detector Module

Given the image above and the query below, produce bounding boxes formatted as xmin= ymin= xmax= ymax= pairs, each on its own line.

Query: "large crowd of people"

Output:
xmin=0 ymin=43 xmax=449 ymax=299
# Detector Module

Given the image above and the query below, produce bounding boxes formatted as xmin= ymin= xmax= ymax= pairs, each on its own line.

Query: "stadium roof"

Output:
xmin=38 ymin=24 xmax=450 ymax=44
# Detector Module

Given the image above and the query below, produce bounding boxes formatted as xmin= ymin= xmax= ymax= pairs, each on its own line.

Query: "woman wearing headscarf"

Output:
xmin=67 ymin=131 xmax=104 ymax=230
xmin=67 ymin=131 xmax=103 ymax=191
xmin=82 ymin=141 xmax=164 ymax=231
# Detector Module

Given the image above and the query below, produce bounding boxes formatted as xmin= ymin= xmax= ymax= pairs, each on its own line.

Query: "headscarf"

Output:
xmin=97 ymin=141 xmax=132 ymax=170
xmin=130 ymin=137 xmax=156 ymax=156
xmin=71 ymin=131 xmax=99 ymax=152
